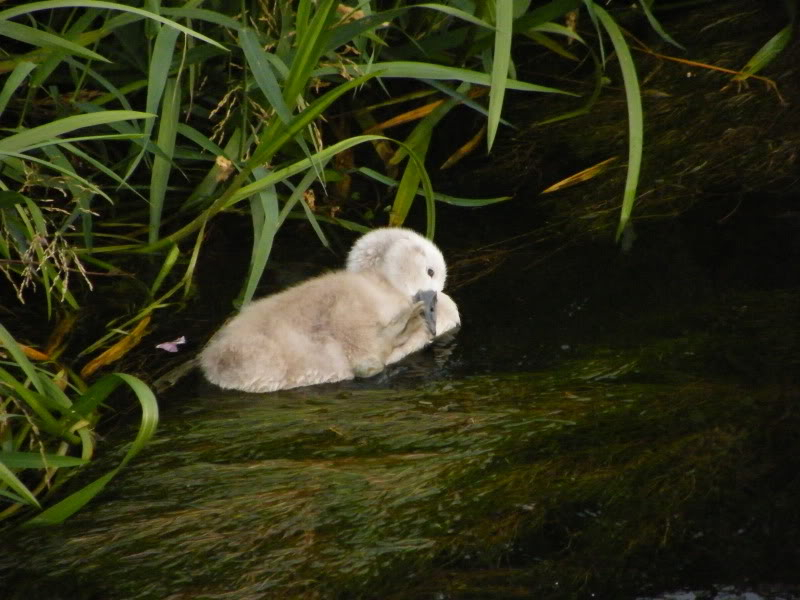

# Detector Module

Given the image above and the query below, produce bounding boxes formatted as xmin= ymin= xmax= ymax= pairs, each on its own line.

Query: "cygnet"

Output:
xmin=346 ymin=227 xmax=460 ymax=363
xmin=199 ymin=227 xmax=459 ymax=392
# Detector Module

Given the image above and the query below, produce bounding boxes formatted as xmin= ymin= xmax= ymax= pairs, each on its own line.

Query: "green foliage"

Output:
xmin=0 ymin=323 xmax=158 ymax=524
xmin=0 ymin=0 xmax=593 ymax=330
xmin=588 ymin=3 xmax=644 ymax=242
xmin=3 ymin=0 xmax=768 ymax=526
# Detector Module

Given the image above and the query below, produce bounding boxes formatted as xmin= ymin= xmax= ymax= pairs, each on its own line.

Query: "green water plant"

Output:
xmin=0 ymin=323 xmax=158 ymax=525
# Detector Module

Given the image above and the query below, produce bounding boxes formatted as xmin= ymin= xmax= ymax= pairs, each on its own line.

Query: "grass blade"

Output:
xmin=591 ymin=3 xmax=643 ymax=241
xmin=149 ymin=77 xmax=181 ymax=243
xmin=638 ymin=1 xmax=685 ymax=50
xmin=23 ymin=372 xmax=158 ymax=526
xmin=390 ymin=140 xmax=430 ymax=230
xmin=0 ymin=110 xmax=155 ymax=154
xmin=150 ymin=243 xmax=180 ymax=296
xmin=315 ymin=61 xmax=575 ymax=95
xmin=229 ymin=135 xmax=387 ymax=205
xmin=0 ymin=366 xmax=76 ymax=442
xmin=0 ymin=20 xmax=109 ymax=63
xmin=0 ymin=322 xmax=48 ymax=397
xmin=241 ymin=169 xmax=279 ymax=305
xmin=0 ymin=461 xmax=41 ymax=508
xmin=160 ymin=7 xmax=241 ymax=31
xmin=277 ymin=167 xmax=323 ymax=228
xmin=487 ymin=0 xmax=513 ymax=150
xmin=0 ymin=61 xmax=36 ymax=118
xmin=356 ymin=167 xmax=512 ymax=206
xmin=240 ymin=27 xmax=293 ymax=124
xmin=124 ymin=23 xmax=180 ymax=185
xmin=0 ymin=452 xmax=88 ymax=468
xmin=0 ymin=149 xmax=113 ymax=204
xmin=734 ymin=24 xmax=792 ymax=81
xmin=283 ymin=0 xmax=336 ymax=104
xmin=0 ymin=1 xmax=226 ymax=50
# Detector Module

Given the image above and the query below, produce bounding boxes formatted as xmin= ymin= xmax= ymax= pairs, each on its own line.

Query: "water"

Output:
xmin=2 ymin=204 xmax=799 ymax=599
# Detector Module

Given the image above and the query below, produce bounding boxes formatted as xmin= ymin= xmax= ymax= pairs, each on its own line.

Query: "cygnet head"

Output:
xmin=346 ymin=227 xmax=447 ymax=297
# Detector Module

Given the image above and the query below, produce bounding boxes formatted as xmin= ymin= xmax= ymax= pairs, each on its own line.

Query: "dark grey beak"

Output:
xmin=413 ymin=290 xmax=437 ymax=337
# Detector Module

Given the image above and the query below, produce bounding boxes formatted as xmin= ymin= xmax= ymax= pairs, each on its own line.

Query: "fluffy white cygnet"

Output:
xmin=199 ymin=227 xmax=459 ymax=393
xmin=346 ymin=227 xmax=460 ymax=363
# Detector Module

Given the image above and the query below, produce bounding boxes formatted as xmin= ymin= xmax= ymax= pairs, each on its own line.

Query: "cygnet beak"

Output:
xmin=413 ymin=290 xmax=438 ymax=337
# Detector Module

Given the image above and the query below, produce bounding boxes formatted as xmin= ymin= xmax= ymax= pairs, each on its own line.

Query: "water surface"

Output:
xmin=3 ymin=210 xmax=799 ymax=599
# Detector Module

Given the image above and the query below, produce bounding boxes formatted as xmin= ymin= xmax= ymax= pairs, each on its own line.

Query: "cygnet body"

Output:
xmin=199 ymin=228 xmax=459 ymax=393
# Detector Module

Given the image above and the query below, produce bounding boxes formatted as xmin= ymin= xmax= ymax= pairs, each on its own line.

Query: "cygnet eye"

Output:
xmin=427 ymin=268 xmax=434 ymax=277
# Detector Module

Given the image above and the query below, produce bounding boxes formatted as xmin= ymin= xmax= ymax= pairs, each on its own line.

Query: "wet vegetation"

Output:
xmin=3 ymin=277 xmax=799 ymax=598
xmin=2 ymin=0 xmax=800 ymax=597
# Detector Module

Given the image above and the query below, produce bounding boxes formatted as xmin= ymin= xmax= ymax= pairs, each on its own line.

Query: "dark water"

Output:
xmin=2 ymin=198 xmax=799 ymax=599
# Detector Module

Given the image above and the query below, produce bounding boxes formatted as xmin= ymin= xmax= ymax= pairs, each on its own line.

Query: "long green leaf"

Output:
xmin=0 ymin=367 xmax=71 ymax=441
xmin=734 ymin=24 xmax=792 ymax=80
xmin=242 ymin=168 xmax=279 ymax=305
xmin=591 ymin=3 xmax=644 ymax=241
xmin=150 ymin=243 xmax=180 ymax=296
xmin=60 ymin=140 xmax=146 ymax=201
xmin=487 ymin=1 xmax=513 ymax=150
xmin=0 ymin=322 xmax=47 ymax=397
xmin=277 ymin=167 xmax=331 ymax=251
xmin=390 ymin=140 xmax=431 ymax=231
xmin=24 ymin=373 xmax=158 ymax=526
xmin=21 ymin=132 xmax=146 ymax=151
xmin=277 ymin=167 xmax=323 ymax=228
xmin=29 ymin=8 xmax=102 ymax=88
xmin=390 ymin=81 xmax=469 ymax=167
xmin=123 ymin=23 xmax=180 ymax=185
xmin=425 ymin=79 xmax=513 ymax=127
xmin=0 ymin=61 xmax=36 ymax=118
xmin=387 ymin=84 xmax=465 ymax=230
xmin=228 ymin=136 xmax=389 ymax=205
xmin=154 ymin=133 xmax=435 ymax=249
xmin=0 ymin=452 xmax=88 ymax=468
xmin=149 ymin=77 xmax=181 ymax=243
xmin=0 ymin=460 xmax=41 ymax=507
xmin=240 ymin=28 xmax=293 ymax=125
xmin=161 ymin=7 xmax=242 ymax=31
xmin=0 ymin=1 xmax=226 ymax=50
xmin=176 ymin=123 xmax=226 ymax=157
xmin=315 ymin=61 xmax=575 ymax=95
xmin=0 ymin=20 xmax=109 ymax=63
xmin=356 ymin=167 xmax=512 ymax=206
xmin=0 ymin=111 xmax=155 ymax=154
xmin=62 ymin=55 xmax=134 ymax=111
xmin=283 ymin=0 xmax=337 ymax=105
xmin=638 ymin=1 xmax=685 ymax=50
xmin=248 ymin=71 xmax=378 ymax=170
xmin=0 ymin=149 xmax=114 ymax=204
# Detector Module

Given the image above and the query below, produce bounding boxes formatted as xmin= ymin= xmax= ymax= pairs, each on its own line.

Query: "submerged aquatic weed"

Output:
xmin=1 ymin=354 xmax=783 ymax=598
